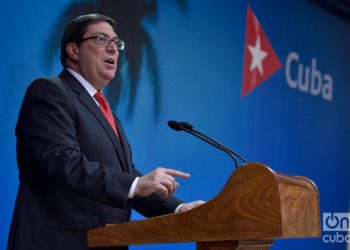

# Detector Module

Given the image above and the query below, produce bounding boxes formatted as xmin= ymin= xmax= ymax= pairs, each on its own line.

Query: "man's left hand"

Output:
xmin=177 ymin=200 xmax=205 ymax=213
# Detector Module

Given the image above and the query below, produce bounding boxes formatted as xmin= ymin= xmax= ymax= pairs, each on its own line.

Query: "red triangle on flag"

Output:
xmin=242 ymin=5 xmax=282 ymax=97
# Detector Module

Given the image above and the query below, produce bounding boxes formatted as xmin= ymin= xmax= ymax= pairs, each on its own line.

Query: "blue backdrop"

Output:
xmin=1 ymin=1 xmax=349 ymax=249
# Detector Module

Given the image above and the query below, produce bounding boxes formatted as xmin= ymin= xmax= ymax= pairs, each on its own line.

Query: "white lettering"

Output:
xmin=310 ymin=58 xmax=322 ymax=96
xmin=285 ymin=51 xmax=333 ymax=101
xmin=299 ymin=64 xmax=309 ymax=93
xmin=323 ymin=234 xmax=330 ymax=243
xmin=285 ymin=51 xmax=298 ymax=88
xmin=323 ymin=74 xmax=333 ymax=101
xmin=323 ymin=233 xmax=350 ymax=243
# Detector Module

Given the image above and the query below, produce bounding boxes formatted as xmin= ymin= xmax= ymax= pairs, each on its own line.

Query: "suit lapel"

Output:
xmin=60 ymin=70 xmax=129 ymax=172
xmin=114 ymin=118 xmax=133 ymax=172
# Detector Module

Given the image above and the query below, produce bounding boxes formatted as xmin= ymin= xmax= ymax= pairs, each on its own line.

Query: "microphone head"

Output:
xmin=167 ymin=120 xmax=182 ymax=131
xmin=180 ymin=121 xmax=193 ymax=130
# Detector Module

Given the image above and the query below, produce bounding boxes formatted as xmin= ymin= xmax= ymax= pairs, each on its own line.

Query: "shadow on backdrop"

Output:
xmin=308 ymin=0 xmax=350 ymax=21
xmin=44 ymin=0 xmax=188 ymax=121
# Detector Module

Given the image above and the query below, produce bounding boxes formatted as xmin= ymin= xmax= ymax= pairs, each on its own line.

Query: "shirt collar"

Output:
xmin=66 ymin=68 xmax=98 ymax=98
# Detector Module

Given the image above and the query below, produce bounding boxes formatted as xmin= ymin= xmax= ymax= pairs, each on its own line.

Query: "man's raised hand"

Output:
xmin=135 ymin=167 xmax=190 ymax=197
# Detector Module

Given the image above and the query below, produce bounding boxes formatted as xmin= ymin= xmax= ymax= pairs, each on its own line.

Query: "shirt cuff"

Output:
xmin=127 ymin=177 xmax=139 ymax=199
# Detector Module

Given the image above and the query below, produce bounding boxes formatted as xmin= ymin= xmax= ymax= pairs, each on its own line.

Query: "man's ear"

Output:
xmin=66 ymin=43 xmax=79 ymax=61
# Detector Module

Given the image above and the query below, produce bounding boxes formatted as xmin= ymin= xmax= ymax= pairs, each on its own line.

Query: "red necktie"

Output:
xmin=94 ymin=90 xmax=119 ymax=139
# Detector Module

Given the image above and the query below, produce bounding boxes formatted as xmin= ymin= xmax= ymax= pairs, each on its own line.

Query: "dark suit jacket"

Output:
xmin=7 ymin=69 xmax=182 ymax=250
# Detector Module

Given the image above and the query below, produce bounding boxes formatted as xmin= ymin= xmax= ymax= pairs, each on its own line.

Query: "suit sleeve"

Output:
xmin=113 ymin=116 xmax=184 ymax=216
xmin=16 ymin=78 xmax=136 ymax=208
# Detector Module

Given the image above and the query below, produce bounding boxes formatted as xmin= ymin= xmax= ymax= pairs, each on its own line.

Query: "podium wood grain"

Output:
xmin=87 ymin=163 xmax=320 ymax=249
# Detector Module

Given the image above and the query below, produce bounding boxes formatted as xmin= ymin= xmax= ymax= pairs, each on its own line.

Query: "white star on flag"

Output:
xmin=248 ymin=36 xmax=268 ymax=75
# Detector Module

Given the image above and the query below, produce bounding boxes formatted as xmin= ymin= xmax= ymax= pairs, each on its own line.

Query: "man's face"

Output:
xmin=76 ymin=22 xmax=119 ymax=89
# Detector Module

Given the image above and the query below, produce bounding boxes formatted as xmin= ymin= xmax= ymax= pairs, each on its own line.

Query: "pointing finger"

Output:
xmin=163 ymin=168 xmax=190 ymax=178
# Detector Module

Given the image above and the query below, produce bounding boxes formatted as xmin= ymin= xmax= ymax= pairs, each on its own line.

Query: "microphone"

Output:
xmin=167 ymin=120 xmax=182 ymax=131
xmin=167 ymin=120 xmax=247 ymax=168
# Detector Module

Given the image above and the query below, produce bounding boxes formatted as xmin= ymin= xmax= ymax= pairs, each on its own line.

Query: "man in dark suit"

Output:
xmin=7 ymin=14 xmax=203 ymax=250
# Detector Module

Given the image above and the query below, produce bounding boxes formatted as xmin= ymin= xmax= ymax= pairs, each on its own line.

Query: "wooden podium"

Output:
xmin=87 ymin=163 xmax=320 ymax=249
